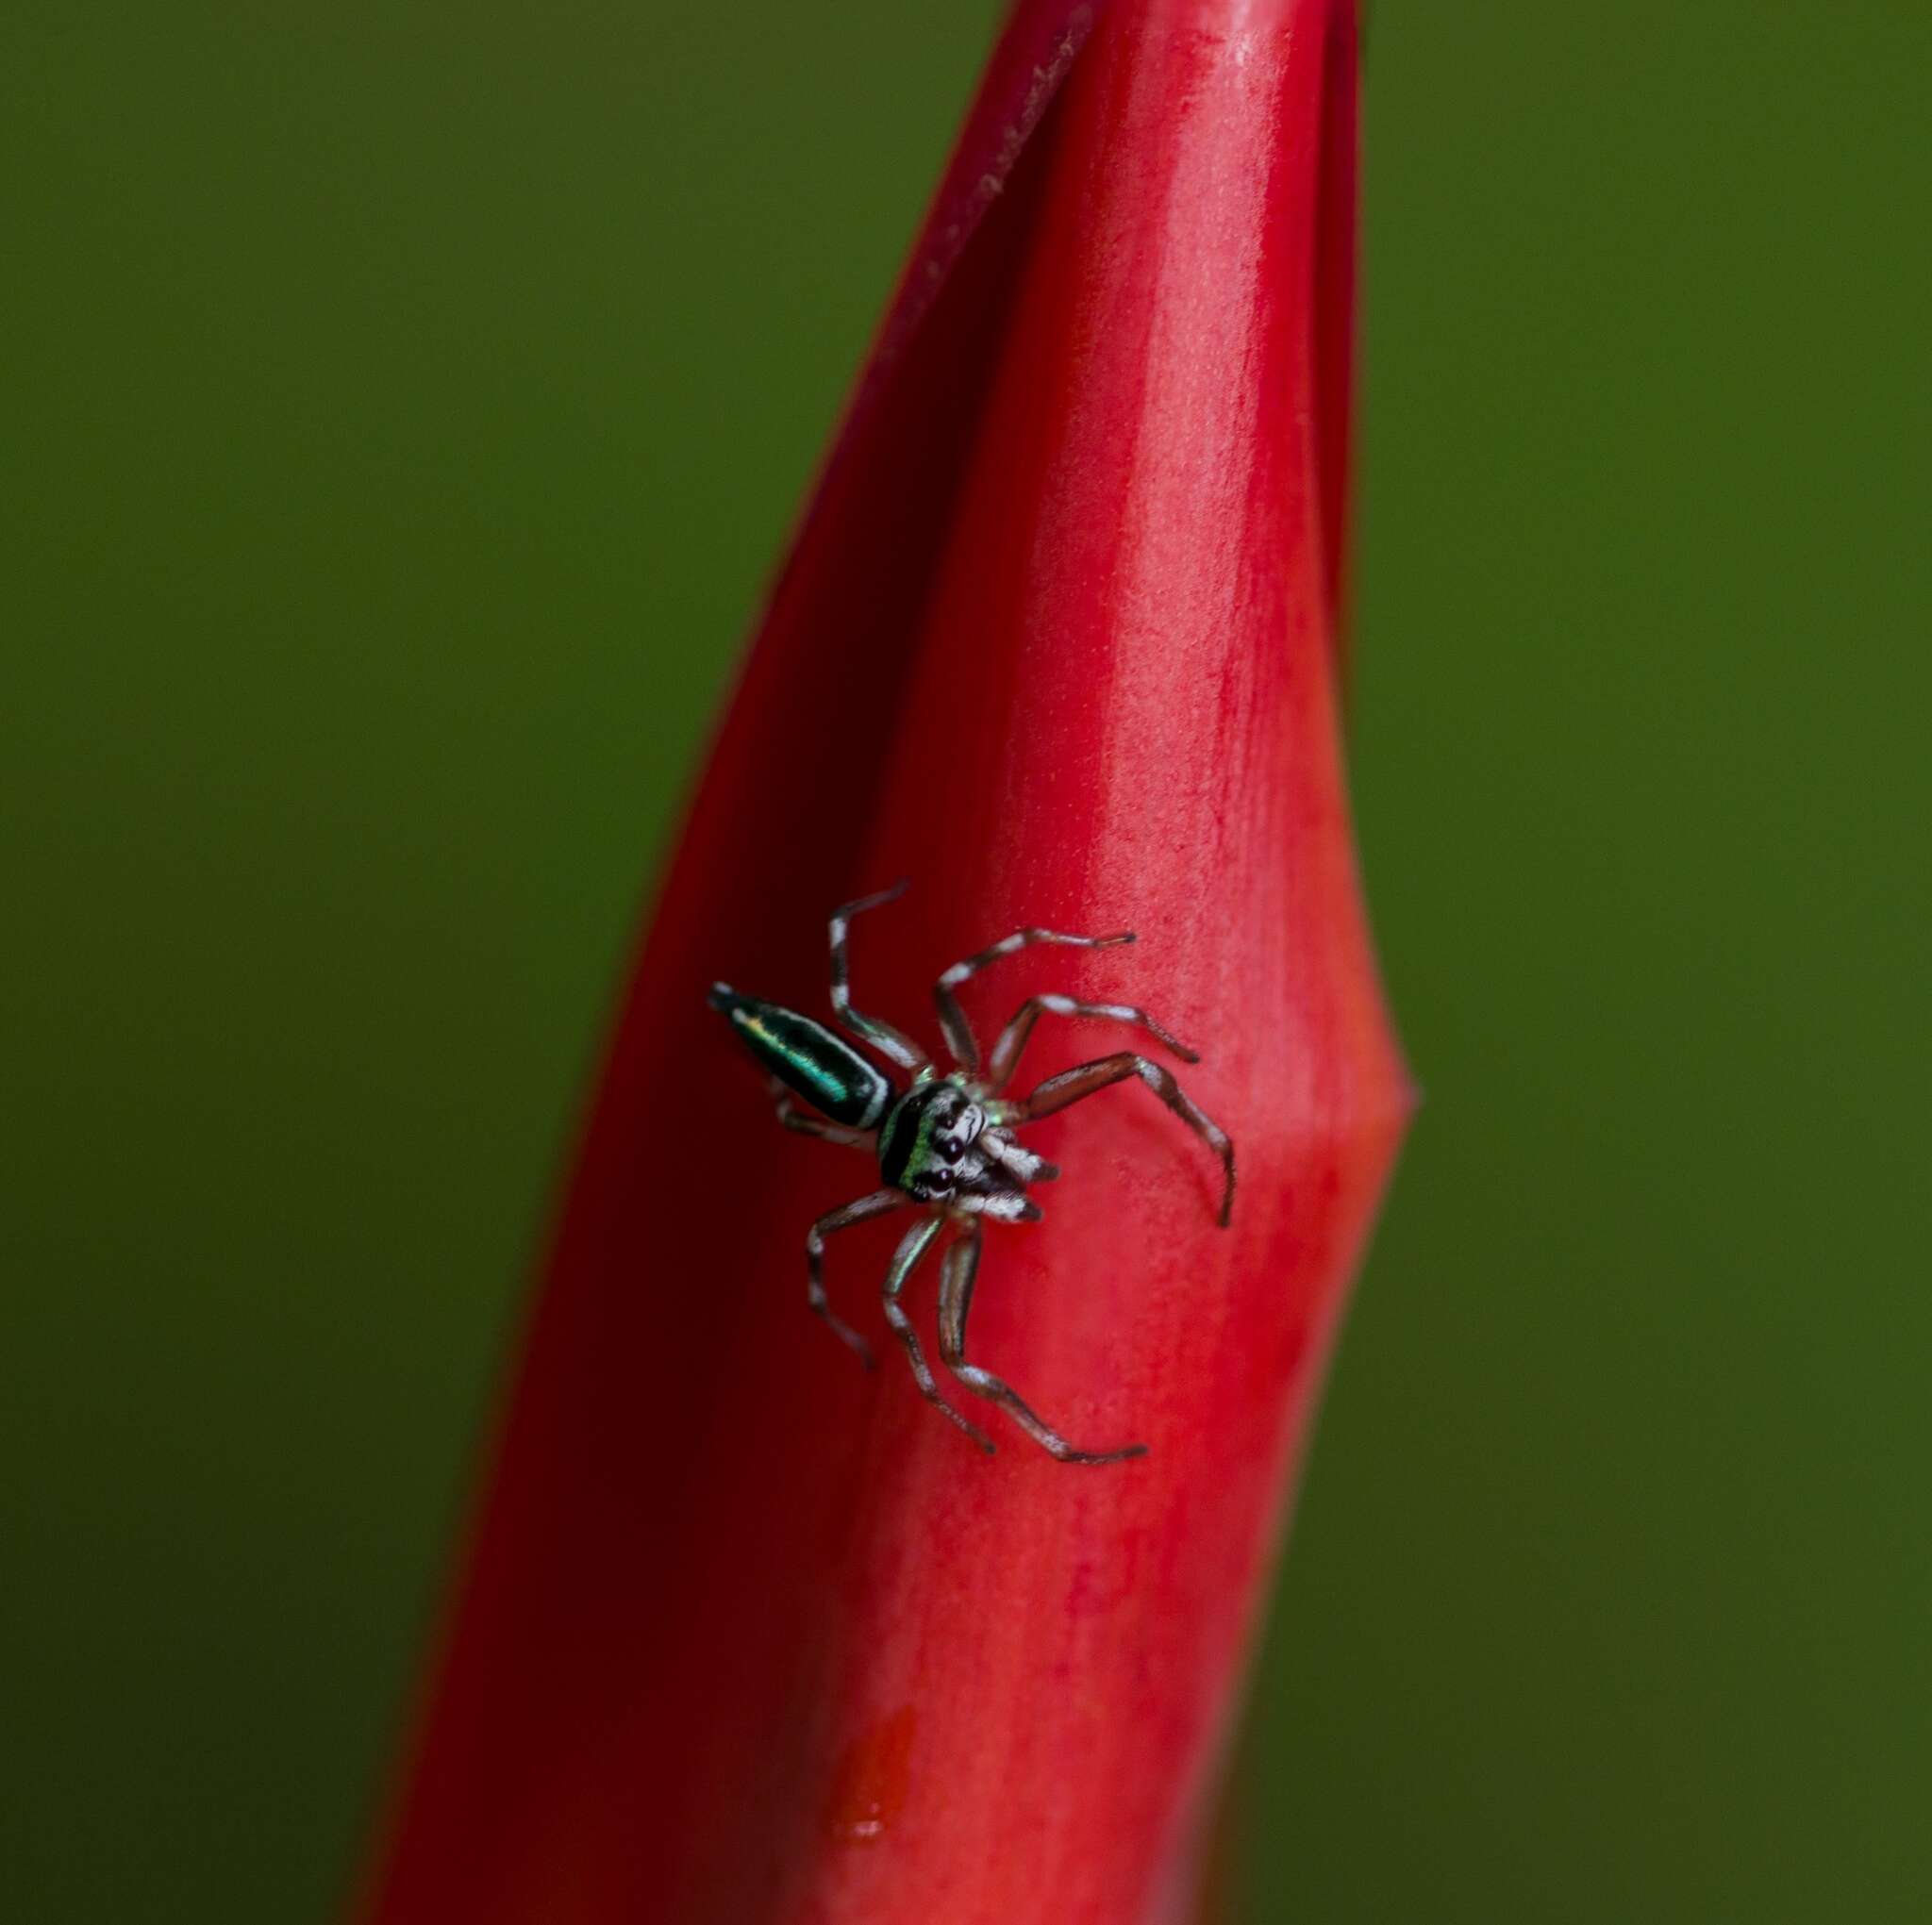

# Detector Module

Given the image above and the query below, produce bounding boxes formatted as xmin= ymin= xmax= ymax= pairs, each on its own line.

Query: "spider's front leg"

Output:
xmin=932 ymin=925 xmax=1135 ymax=1075
xmin=1010 ymin=1052 xmax=1236 ymax=1227
xmin=937 ymin=1226 xmax=1147 ymax=1464
xmin=985 ymin=993 xmax=1199 ymax=1094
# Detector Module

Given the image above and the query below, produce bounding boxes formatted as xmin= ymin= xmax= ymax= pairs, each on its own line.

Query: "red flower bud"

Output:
xmin=364 ymin=1 xmax=1408 ymax=1917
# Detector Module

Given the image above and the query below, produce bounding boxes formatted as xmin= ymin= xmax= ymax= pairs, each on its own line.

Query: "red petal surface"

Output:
xmin=364 ymin=2 xmax=1407 ymax=1919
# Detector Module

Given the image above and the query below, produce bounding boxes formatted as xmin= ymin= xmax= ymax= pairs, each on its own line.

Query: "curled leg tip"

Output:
xmin=1064 ymin=1441 xmax=1147 ymax=1465
xmin=830 ymin=1326 xmax=876 ymax=1369
xmin=951 ymin=1416 xmax=996 ymax=1453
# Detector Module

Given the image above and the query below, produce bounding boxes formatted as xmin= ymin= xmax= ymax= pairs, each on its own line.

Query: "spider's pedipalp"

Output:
xmin=953 ymin=1190 xmax=1041 ymax=1224
xmin=978 ymin=1129 xmax=1058 ymax=1185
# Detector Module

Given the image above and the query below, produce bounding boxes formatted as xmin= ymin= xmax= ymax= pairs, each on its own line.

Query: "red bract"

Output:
xmin=363 ymin=1 xmax=1407 ymax=1919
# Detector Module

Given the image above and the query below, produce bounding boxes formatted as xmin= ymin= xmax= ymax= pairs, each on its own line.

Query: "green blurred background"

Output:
xmin=5 ymin=4 xmax=1928 ymax=1918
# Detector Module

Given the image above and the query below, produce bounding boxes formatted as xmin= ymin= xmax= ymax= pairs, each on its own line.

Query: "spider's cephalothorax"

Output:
xmin=708 ymin=882 xmax=1234 ymax=1464
xmin=876 ymin=1082 xmax=994 ymax=1202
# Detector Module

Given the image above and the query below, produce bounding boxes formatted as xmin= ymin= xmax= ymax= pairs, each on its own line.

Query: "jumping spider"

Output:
xmin=708 ymin=883 xmax=1234 ymax=1462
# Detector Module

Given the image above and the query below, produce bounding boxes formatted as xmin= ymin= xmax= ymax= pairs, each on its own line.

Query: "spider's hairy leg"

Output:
xmin=1010 ymin=1052 xmax=1236 ymax=1228
xmin=827 ymin=882 xmax=927 ymax=1074
xmin=932 ymin=926 xmax=1136 ymax=1076
xmin=985 ymin=993 xmax=1200 ymax=1094
xmin=882 ymin=1219 xmax=994 ymax=1452
xmin=804 ymin=1189 xmax=904 ymax=1368
xmin=937 ymin=1228 xmax=1147 ymax=1465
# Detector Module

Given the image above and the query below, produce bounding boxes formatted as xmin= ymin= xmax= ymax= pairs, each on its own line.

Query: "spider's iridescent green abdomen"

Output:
xmin=708 ymin=984 xmax=892 ymax=1129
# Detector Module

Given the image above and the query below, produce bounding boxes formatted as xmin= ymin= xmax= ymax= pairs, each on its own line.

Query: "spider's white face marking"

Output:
xmin=935 ymin=1101 xmax=986 ymax=1164
xmin=914 ymin=1094 xmax=990 ymax=1201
